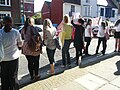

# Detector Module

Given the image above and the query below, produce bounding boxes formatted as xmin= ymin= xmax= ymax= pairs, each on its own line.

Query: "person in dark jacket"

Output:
xmin=71 ymin=16 xmax=85 ymax=65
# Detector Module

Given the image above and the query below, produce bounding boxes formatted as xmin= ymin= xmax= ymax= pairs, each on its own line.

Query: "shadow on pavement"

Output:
xmin=15 ymin=52 xmax=120 ymax=88
xmin=114 ymin=53 xmax=120 ymax=76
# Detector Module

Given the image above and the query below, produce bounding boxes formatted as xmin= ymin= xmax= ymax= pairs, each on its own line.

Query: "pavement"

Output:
xmin=19 ymin=42 xmax=120 ymax=90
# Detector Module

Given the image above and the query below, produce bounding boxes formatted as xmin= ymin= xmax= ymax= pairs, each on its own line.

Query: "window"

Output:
xmin=105 ymin=8 xmax=112 ymax=18
xmin=27 ymin=6 xmax=32 ymax=12
xmin=100 ymin=8 xmax=104 ymax=16
xmin=0 ymin=0 xmax=10 ymax=6
xmin=86 ymin=0 xmax=90 ymax=3
xmin=0 ymin=12 xmax=11 ymax=21
xmin=111 ymin=10 xmax=115 ymax=17
xmin=71 ymin=5 xmax=75 ymax=12
xmin=84 ymin=6 xmax=90 ymax=16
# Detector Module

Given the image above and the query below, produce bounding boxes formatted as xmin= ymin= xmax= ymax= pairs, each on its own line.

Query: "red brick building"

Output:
xmin=41 ymin=1 xmax=51 ymax=20
xmin=0 ymin=0 xmax=21 ymax=24
xmin=23 ymin=0 xmax=34 ymax=17
xmin=42 ymin=0 xmax=81 ymax=24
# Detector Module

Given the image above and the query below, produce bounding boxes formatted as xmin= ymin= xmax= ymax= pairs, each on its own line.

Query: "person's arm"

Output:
xmin=71 ymin=16 xmax=77 ymax=27
xmin=17 ymin=31 xmax=23 ymax=50
xmin=57 ymin=20 xmax=63 ymax=30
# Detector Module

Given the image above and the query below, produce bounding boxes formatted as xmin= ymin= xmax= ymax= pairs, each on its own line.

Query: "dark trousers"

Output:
xmin=85 ymin=37 xmax=91 ymax=54
xmin=96 ymin=37 xmax=107 ymax=54
xmin=75 ymin=46 xmax=82 ymax=64
xmin=46 ymin=48 xmax=56 ymax=64
xmin=1 ymin=59 xmax=19 ymax=90
xmin=62 ymin=39 xmax=72 ymax=65
xmin=25 ymin=55 xmax=40 ymax=77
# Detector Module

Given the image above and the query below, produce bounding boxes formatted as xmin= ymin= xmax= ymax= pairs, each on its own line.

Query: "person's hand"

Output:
xmin=72 ymin=16 xmax=74 ymax=20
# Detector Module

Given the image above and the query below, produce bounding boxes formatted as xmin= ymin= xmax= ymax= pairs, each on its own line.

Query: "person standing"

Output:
xmin=43 ymin=18 xmax=56 ymax=75
xmin=84 ymin=19 xmax=92 ymax=55
xmin=0 ymin=16 xmax=22 ymax=90
xmin=71 ymin=16 xmax=85 ymax=65
xmin=58 ymin=14 xmax=73 ymax=68
xmin=114 ymin=19 xmax=120 ymax=52
xmin=22 ymin=17 xmax=42 ymax=80
xmin=95 ymin=21 xmax=108 ymax=55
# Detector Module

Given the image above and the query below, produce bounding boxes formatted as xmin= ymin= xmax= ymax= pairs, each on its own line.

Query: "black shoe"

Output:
xmin=114 ymin=71 xmax=120 ymax=75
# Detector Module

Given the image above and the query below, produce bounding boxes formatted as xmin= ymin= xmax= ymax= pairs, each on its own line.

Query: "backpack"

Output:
xmin=27 ymin=26 xmax=42 ymax=52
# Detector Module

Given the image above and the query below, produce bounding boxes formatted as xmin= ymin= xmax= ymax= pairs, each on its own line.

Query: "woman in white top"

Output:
xmin=43 ymin=18 xmax=56 ymax=75
xmin=95 ymin=21 xmax=108 ymax=55
xmin=0 ymin=16 xmax=22 ymax=90
xmin=84 ymin=19 xmax=92 ymax=55
xmin=114 ymin=19 xmax=120 ymax=52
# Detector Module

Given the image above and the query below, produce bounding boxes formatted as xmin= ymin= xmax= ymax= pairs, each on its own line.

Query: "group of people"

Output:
xmin=0 ymin=15 xmax=120 ymax=90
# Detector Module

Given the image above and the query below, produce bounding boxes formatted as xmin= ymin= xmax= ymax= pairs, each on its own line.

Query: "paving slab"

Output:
xmin=110 ymin=76 xmax=120 ymax=88
xmin=98 ymin=84 xmax=120 ymax=90
xmin=84 ymin=56 xmax=119 ymax=81
xmin=74 ymin=73 xmax=108 ymax=90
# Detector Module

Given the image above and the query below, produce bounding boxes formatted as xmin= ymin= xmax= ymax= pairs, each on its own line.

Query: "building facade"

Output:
xmin=42 ymin=0 xmax=81 ymax=24
xmin=81 ymin=0 xmax=118 ymax=22
xmin=0 ymin=0 xmax=21 ymax=24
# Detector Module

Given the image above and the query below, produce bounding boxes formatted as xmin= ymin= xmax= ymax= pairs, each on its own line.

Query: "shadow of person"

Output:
xmin=114 ymin=60 xmax=120 ymax=75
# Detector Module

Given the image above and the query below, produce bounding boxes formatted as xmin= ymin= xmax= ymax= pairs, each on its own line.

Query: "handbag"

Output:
xmin=54 ymin=37 xmax=61 ymax=50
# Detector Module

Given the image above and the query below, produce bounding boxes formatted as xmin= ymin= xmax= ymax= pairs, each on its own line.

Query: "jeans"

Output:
xmin=62 ymin=39 xmax=72 ymax=65
xmin=25 ymin=55 xmax=40 ymax=77
xmin=46 ymin=48 xmax=56 ymax=64
xmin=1 ymin=59 xmax=19 ymax=90
xmin=96 ymin=37 xmax=107 ymax=54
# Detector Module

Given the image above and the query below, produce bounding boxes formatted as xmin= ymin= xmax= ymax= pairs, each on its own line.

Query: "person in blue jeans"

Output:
xmin=58 ymin=14 xmax=73 ymax=68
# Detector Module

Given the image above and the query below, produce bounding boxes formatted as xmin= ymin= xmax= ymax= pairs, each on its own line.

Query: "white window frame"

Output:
xmin=0 ymin=0 xmax=11 ymax=6
xmin=0 ymin=11 xmax=11 ymax=21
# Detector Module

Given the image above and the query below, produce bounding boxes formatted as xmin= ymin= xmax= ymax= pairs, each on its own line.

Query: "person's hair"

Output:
xmin=86 ymin=19 xmax=92 ymax=27
xmin=101 ymin=21 xmax=106 ymax=30
xmin=43 ymin=18 xmax=53 ymax=30
xmin=78 ymin=18 xmax=84 ymax=25
xmin=63 ymin=14 xmax=70 ymax=23
xmin=114 ymin=19 xmax=120 ymax=26
xmin=3 ymin=16 xmax=12 ymax=25
xmin=24 ymin=16 xmax=32 ymax=34
xmin=105 ymin=21 xmax=108 ymax=26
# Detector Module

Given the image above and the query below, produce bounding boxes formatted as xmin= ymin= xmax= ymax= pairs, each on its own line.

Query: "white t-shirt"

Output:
xmin=0 ymin=28 xmax=22 ymax=61
xmin=85 ymin=25 xmax=92 ymax=37
xmin=97 ymin=26 xmax=105 ymax=37
xmin=116 ymin=23 xmax=120 ymax=32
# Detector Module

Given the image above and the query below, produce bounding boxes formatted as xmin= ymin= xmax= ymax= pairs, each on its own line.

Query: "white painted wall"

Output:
xmin=81 ymin=0 xmax=118 ymax=22
xmin=63 ymin=3 xmax=81 ymax=17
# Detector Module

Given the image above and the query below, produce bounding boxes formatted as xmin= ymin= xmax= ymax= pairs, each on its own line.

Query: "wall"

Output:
xmin=41 ymin=3 xmax=50 ymax=21
xmin=51 ymin=0 xmax=63 ymax=24
xmin=63 ymin=3 xmax=81 ymax=17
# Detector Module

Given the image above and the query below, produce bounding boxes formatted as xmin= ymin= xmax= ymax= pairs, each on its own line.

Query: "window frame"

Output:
xmin=0 ymin=0 xmax=11 ymax=6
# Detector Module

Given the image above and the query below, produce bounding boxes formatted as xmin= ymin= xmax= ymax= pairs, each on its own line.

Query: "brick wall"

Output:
xmin=42 ymin=3 xmax=50 ymax=21
xmin=51 ymin=0 xmax=63 ymax=24
xmin=11 ymin=0 xmax=21 ymax=24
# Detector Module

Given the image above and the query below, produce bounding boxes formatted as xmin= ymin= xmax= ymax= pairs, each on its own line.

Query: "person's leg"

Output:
xmin=46 ymin=48 xmax=56 ymax=74
xmin=102 ymin=37 xmax=107 ymax=55
xmin=25 ymin=55 xmax=34 ymax=79
xmin=1 ymin=61 xmax=10 ymax=90
xmin=65 ymin=40 xmax=71 ymax=66
xmin=75 ymin=47 xmax=79 ymax=65
xmin=115 ymin=38 xmax=118 ymax=51
xmin=85 ymin=37 xmax=91 ymax=55
xmin=33 ymin=55 xmax=40 ymax=76
xmin=62 ymin=41 xmax=67 ymax=66
xmin=96 ymin=38 xmax=101 ymax=54
xmin=9 ymin=59 xmax=19 ymax=90
xmin=118 ymin=38 xmax=120 ymax=51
